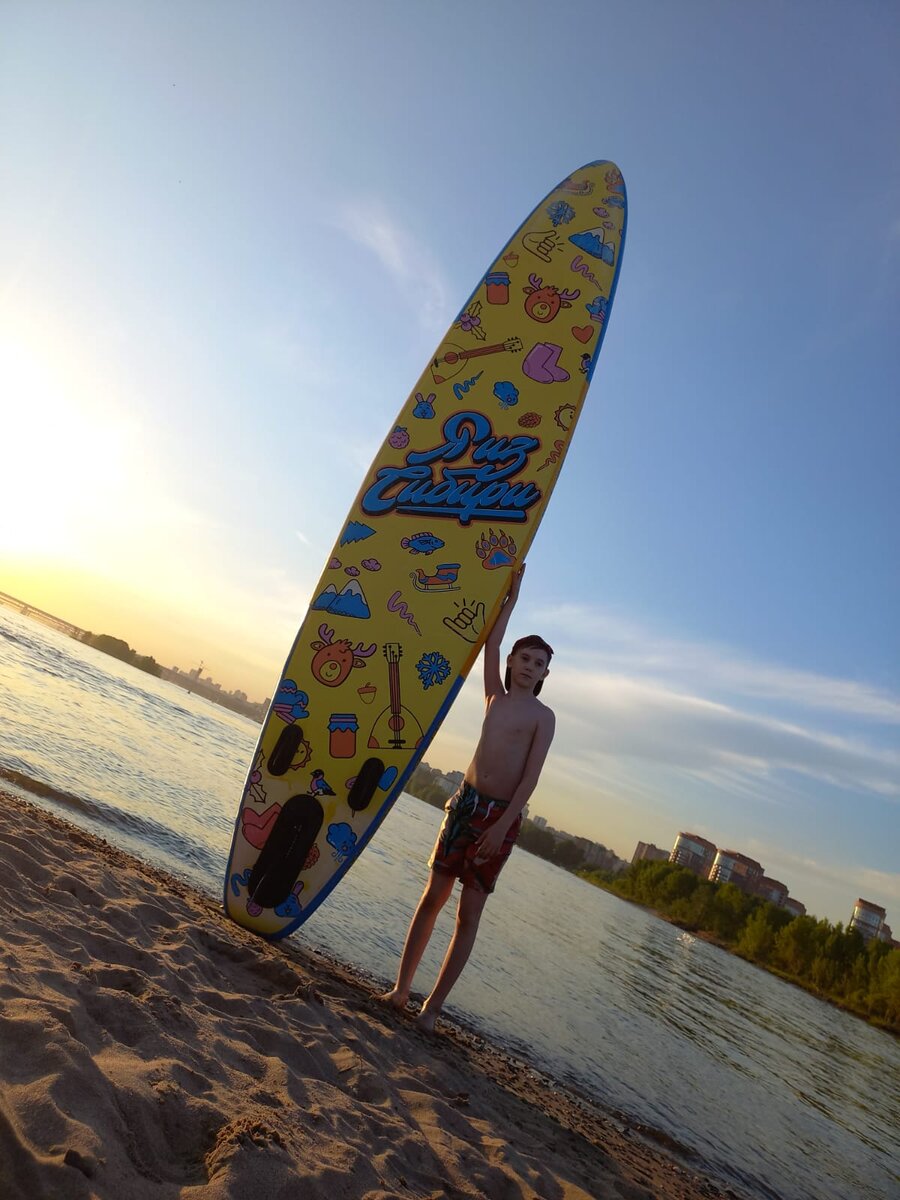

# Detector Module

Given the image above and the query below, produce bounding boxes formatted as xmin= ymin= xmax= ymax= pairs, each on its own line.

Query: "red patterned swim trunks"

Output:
xmin=429 ymin=781 xmax=522 ymax=894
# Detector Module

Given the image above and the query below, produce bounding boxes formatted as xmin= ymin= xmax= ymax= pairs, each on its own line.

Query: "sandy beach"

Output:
xmin=0 ymin=791 xmax=741 ymax=1200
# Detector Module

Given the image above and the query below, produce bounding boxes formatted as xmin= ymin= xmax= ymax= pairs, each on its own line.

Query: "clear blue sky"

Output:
xmin=1 ymin=1 xmax=898 ymax=926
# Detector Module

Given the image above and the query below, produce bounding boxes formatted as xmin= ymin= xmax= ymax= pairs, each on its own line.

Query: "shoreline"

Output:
xmin=0 ymin=790 xmax=746 ymax=1200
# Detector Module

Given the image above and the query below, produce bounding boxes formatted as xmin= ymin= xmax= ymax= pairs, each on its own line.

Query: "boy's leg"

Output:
xmin=379 ymin=870 xmax=455 ymax=1009
xmin=416 ymin=884 xmax=488 ymax=1032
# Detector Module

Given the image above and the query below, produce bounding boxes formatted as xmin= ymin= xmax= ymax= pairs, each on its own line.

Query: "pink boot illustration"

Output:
xmin=522 ymin=342 xmax=570 ymax=383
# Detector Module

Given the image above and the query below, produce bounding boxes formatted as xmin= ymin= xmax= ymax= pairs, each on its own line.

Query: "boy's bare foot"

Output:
xmin=415 ymin=1007 xmax=439 ymax=1034
xmin=377 ymin=988 xmax=409 ymax=1011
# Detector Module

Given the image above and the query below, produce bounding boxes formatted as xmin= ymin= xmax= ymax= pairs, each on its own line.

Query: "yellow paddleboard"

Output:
xmin=224 ymin=161 xmax=627 ymax=938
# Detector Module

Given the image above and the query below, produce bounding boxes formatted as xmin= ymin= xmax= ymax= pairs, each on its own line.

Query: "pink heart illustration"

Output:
xmin=241 ymin=804 xmax=281 ymax=849
xmin=572 ymin=325 xmax=594 ymax=343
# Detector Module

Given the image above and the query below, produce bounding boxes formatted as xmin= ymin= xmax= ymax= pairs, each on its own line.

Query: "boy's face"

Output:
xmin=507 ymin=646 xmax=550 ymax=693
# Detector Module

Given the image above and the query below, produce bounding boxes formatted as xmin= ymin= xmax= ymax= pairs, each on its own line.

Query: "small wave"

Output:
xmin=30 ymin=663 xmax=69 ymax=682
xmin=0 ymin=765 xmax=98 ymax=817
xmin=0 ymin=626 xmax=37 ymax=651
xmin=0 ymin=765 xmax=220 ymax=883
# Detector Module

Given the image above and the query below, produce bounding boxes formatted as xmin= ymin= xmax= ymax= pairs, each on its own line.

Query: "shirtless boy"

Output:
xmin=380 ymin=564 xmax=555 ymax=1032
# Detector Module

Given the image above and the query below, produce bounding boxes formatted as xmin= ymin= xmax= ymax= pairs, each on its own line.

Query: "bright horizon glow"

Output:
xmin=0 ymin=0 xmax=897 ymax=929
xmin=0 ymin=329 xmax=134 ymax=556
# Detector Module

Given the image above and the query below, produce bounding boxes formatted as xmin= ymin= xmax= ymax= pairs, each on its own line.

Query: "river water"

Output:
xmin=0 ymin=604 xmax=897 ymax=1200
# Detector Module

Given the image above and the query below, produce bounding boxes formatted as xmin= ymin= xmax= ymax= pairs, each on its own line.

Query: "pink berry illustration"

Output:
xmin=389 ymin=426 xmax=410 ymax=449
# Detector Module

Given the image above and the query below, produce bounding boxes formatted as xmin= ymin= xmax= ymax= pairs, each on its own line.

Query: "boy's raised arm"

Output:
xmin=483 ymin=564 xmax=525 ymax=699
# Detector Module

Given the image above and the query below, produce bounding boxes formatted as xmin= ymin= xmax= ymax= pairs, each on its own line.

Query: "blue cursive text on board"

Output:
xmin=361 ymin=411 xmax=542 ymax=524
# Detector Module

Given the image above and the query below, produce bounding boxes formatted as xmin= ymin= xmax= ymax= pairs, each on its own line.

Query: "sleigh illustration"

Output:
xmin=410 ymin=563 xmax=461 ymax=592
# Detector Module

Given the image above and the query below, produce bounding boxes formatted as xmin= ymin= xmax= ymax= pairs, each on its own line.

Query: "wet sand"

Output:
xmin=0 ymin=791 xmax=743 ymax=1199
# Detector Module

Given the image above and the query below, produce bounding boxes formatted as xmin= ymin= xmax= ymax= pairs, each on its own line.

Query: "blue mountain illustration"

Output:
xmin=312 ymin=578 xmax=371 ymax=619
xmin=312 ymin=584 xmax=339 ymax=611
xmin=568 ymin=228 xmax=615 ymax=264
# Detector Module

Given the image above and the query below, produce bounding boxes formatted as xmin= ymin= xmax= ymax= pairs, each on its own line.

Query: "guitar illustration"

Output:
xmin=367 ymin=643 xmax=425 ymax=750
xmin=431 ymin=337 xmax=523 ymax=384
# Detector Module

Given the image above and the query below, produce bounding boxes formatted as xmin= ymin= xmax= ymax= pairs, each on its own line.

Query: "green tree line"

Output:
xmin=581 ymin=858 xmax=900 ymax=1033
xmin=83 ymin=632 xmax=162 ymax=677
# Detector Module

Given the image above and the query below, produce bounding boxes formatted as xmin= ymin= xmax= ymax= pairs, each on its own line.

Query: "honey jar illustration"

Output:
xmin=485 ymin=271 xmax=510 ymax=304
xmin=328 ymin=713 xmax=358 ymax=758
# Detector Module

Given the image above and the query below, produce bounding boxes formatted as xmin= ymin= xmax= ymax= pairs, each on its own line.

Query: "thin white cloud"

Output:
xmin=857 ymin=866 xmax=900 ymax=906
xmin=742 ymin=843 xmax=900 ymax=910
xmin=333 ymin=199 xmax=451 ymax=333
xmin=535 ymin=602 xmax=900 ymax=724
xmin=552 ymin=667 xmax=900 ymax=799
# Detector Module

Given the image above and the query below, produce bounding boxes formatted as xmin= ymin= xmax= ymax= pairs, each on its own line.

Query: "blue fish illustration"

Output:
xmin=401 ymin=532 xmax=445 ymax=556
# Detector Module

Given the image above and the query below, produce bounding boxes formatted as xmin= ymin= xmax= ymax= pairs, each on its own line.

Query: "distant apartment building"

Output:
xmin=632 ymin=841 xmax=669 ymax=864
xmin=570 ymin=837 xmax=614 ymax=870
xmin=444 ymin=769 xmax=464 ymax=791
xmin=429 ymin=768 xmax=464 ymax=797
xmin=757 ymin=876 xmax=789 ymax=907
xmin=849 ymin=899 xmax=889 ymax=942
xmin=670 ymin=832 xmax=717 ymax=877
xmin=669 ymin=832 xmax=811 ymax=913
xmin=708 ymin=849 xmax=764 ymax=896
xmin=531 ymin=815 xmax=548 ymax=830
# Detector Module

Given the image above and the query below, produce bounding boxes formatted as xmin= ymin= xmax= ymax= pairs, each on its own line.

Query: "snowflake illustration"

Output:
xmin=416 ymin=650 xmax=451 ymax=689
xmin=546 ymin=200 xmax=576 ymax=227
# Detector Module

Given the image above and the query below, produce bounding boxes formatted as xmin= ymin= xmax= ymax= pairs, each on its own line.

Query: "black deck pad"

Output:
xmin=347 ymin=757 xmax=385 ymax=813
xmin=267 ymin=724 xmax=307 ymax=777
xmin=248 ymin=794 xmax=324 ymax=910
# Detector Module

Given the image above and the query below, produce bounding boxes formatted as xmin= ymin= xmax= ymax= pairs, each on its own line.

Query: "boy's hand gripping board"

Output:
xmin=224 ymin=161 xmax=627 ymax=937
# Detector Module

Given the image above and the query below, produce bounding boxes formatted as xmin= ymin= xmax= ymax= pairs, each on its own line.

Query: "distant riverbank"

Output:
xmin=579 ymin=859 xmax=900 ymax=1036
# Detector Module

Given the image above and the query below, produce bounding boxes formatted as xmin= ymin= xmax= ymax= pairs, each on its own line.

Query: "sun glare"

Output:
xmin=0 ymin=335 xmax=132 ymax=558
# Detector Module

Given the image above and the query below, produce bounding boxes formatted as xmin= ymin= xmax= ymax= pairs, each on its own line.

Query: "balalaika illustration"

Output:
xmin=367 ymin=643 xmax=424 ymax=750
